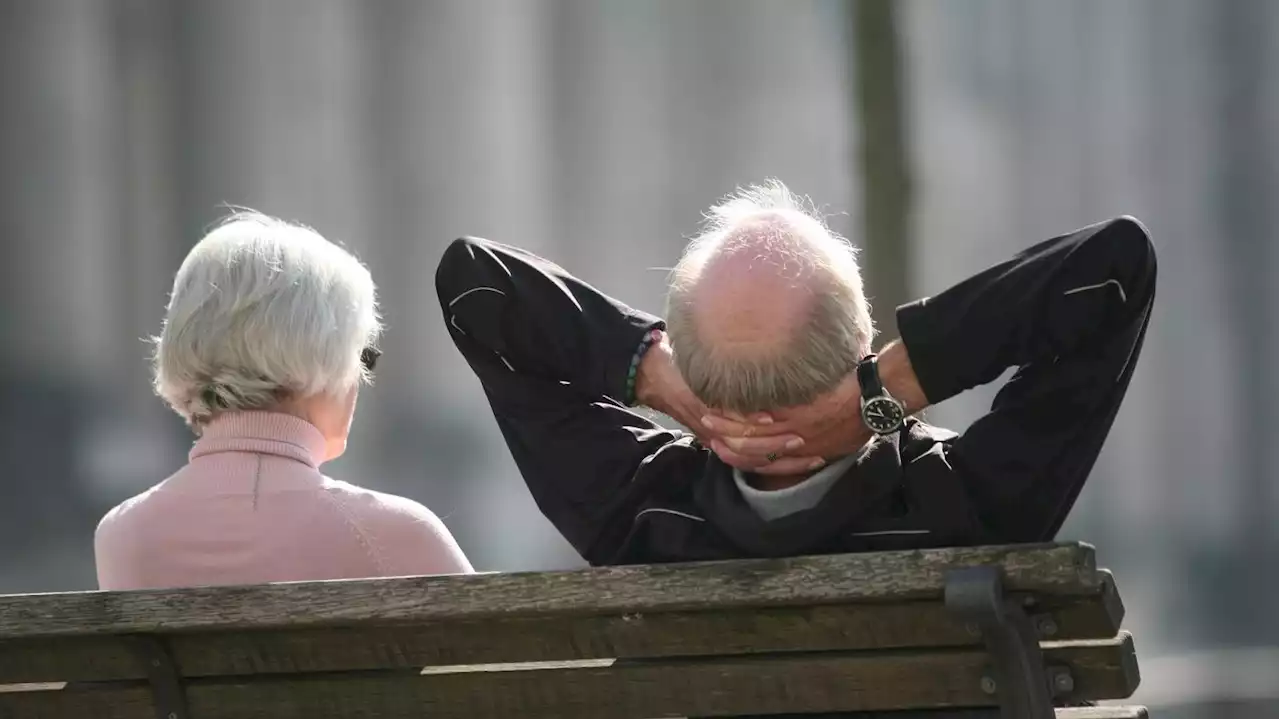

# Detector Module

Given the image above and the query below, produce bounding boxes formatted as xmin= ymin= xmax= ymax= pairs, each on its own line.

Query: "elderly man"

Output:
xmin=435 ymin=181 xmax=1155 ymax=565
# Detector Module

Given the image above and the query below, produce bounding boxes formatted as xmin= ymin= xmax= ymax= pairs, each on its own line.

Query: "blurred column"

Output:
xmin=112 ymin=0 xmax=183 ymax=416
xmin=1213 ymin=0 xmax=1279 ymax=539
xmin=367 ymin=0 xmax=555 ymax=404
xmin=1132 ymin=0 xmax=1237 ymax=548
xmin=1196 ymin=0 xmax=1278 ymax=650
xmin=75 ymin=0 xmax=192 ymax=514
xmin=1264 ymin=0 xmax=1280 ymax=537
xmin=0 ymin=0 xmax=128 ymax=589
xmin=170 ymin=0 xmax=378 ymax=245
xmin=0 ymin=0 xmax=122 ymax=379
xmin=851 ymin=0 xmax=912 ymax=338
xmin=366 ymin=0 xmax=569 ymax=570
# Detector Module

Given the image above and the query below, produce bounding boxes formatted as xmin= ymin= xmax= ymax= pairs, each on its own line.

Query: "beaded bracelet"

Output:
xmin=624 ymin=328 xmax=665 ymax=406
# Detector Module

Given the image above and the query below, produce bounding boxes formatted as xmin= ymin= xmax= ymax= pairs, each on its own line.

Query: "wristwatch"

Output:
xmin=856 ymin=354 xmax=906 ymax=435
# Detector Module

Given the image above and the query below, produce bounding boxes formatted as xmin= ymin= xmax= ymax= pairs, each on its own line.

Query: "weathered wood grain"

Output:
xmin=780 ymin=710 xmax=1148 ymax=719
xmin=1056 ymin=708 xmax=1148 ymax=719
xmin=0 ymin=635 xmax=1138 ymax=719
xmin=703 ymin=709 xmax=1148 ymax=719
xmin=1084 ymin=570 xmax=1125 ymax=630
xmin=0 ymin=586 xmax=1121 ymax=683
xmin=0 ymin=543 xmax=1098 ymax=640
xmin=0 ymin=694 xmax=1147 ymax=719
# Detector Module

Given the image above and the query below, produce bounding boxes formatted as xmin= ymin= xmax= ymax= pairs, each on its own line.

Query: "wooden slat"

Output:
xmin=1056 ymin=709 xmax=1148 ymax=719
xmin=0 ymin=695 xmax=1148 ymax=719
xmin=1084 ymin=570 xmax=1125 ymax=630
xmin=745 ymin=709 xmax=1148 ymax=719
xmin=0 ymin=635 xmax=1140 ymax=719
xmin=779 ymin=709 xmax=1149 ymax=719
xmin=0 ymin=584 xmax=1122 ymax=683
xmin=0 ymin=543 xmax=1099 ymax=640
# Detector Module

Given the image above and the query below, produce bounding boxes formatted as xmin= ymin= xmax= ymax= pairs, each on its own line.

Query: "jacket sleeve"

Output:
xmin=435 ymin=237 xmax=699 ymax=564
xmin=896 ymin=217 xmax=1157 ymax=541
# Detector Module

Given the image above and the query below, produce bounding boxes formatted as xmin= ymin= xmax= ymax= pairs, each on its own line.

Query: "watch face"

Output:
xmin=862 ymin=396 xmax=905 ymax=433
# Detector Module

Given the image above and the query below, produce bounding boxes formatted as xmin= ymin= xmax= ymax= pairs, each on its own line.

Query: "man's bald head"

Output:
xmin=665 ymin=181 xmax=874 ymax=413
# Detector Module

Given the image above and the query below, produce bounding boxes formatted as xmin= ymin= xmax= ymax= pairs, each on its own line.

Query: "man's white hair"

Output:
xmin=665 ymin=180 xmax=874 ymax=412
xmin=152 ymin=211 xmax=382 ymax=429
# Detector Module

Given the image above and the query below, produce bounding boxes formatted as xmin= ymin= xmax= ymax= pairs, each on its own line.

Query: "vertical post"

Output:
xmin=946 ymin=566 xmax=1057 ymax=719
xmin=129 ymin=635 xmax=189 ymax=719
xmin=1210 ymin=0 xmax=1279 ymax=658
xmin=851 ymin=0 xmax=912 ymax=341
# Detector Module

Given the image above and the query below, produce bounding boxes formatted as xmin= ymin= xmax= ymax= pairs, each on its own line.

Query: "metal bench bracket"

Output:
xmin=128 ymin=635 xmax=189 ymax=719
xmin=945 ymin=565 xmax=1055 ymax=719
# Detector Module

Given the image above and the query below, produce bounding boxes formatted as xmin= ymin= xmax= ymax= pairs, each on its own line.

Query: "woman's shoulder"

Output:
xmin=317 ymin=476 xmax=444 ymax=524
xmin=95 ymin=482 xmax=169 ymax=539
xmin=318 ymin=476 xmax=473 ymax=573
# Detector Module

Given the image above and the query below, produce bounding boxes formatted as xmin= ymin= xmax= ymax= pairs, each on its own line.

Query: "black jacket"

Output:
xmin=435 ymin=218 xmax=1156 ymax=566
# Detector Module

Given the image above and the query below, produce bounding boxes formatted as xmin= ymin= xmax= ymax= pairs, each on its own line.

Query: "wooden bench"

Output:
xmin=0 ymin=542 xmax=1145 ymax=718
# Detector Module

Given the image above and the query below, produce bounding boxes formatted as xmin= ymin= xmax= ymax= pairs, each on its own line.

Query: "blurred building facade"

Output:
xmin=0 ymin=1 xmax=1274 ymax=715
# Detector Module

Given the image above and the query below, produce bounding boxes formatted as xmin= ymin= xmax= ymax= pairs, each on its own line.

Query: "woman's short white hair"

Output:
xmin=153 ymin=211 xmax=382 ymax=429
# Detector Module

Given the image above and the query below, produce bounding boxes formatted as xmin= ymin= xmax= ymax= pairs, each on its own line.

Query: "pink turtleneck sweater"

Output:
xmin=94 ymin=412 xmax=473 ymax=590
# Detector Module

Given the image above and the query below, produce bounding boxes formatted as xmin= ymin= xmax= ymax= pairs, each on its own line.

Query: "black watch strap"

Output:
xmin=856 ymin=354 xmax=885 ymax=398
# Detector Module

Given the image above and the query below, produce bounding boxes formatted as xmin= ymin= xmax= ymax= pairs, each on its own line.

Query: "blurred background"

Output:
xmin=0 ymin=0 xmax=1274 ymax=716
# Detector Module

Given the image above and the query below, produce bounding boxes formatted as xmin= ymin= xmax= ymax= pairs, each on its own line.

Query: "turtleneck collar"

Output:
xmin=189 ymin=411 xmax=327 ymax=468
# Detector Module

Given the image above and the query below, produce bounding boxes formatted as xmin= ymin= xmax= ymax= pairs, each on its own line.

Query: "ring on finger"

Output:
xmin=765 ymin=452 xmax=779 ymax=462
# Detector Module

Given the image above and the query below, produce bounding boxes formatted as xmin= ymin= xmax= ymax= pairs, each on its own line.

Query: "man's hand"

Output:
xmin=701 ymin=373 xmax=871 ymax=475
xmin=702 ymin=340 xmax=929 ymax=476
xmin=635 ymin=333 xmax=826 ymax=474
xmin=634 ymin=335 xmax=709 ymax=438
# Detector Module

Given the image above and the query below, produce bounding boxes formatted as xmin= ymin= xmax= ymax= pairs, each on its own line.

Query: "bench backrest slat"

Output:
xmin=1 ymin=635 xmax=1139 ymax=719
xmin=0 ymin=543 xmax=1098 ymax=639
xmin=0 ymin=546 xmax=1119 ymax=685
xmin=0 ymin=579 xmax=1120 ymax=683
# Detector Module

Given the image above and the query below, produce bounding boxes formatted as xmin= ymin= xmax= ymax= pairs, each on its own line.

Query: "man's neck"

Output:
xmin=746 ymin=455 xmax=855 ymax=491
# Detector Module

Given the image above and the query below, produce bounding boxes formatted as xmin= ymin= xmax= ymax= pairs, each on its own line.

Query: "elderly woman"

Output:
xmin=94 ymin=211 xmax=473 ymax=590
